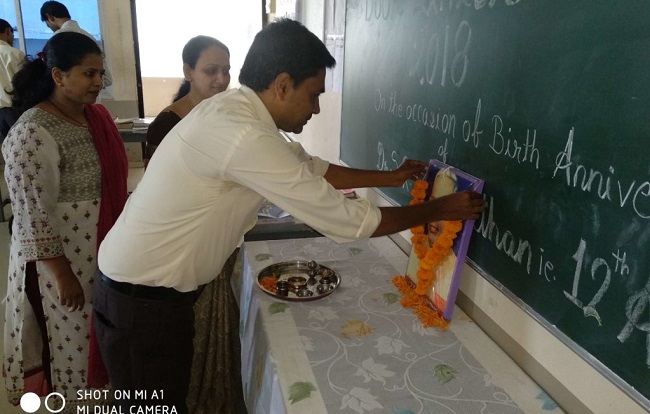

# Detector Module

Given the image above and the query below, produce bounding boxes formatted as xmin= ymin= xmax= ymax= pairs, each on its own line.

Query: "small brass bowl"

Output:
xmin=287 ymin=276 xmax=307 ymax=289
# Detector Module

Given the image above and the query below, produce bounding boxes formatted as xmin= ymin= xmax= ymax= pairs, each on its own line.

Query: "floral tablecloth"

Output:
xmin=232 ymin=236 xmax=562 ymax=414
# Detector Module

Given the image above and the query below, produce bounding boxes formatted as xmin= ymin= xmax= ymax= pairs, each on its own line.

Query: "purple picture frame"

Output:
xmin=405 ymin=159 xmax=484 ymax=320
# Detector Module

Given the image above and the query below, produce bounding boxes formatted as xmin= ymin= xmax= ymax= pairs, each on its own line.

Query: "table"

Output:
xmin=244 ymin=216 xmax=322 ymax=241
xmin=232 ymin=237 xmax=563 ymax=414
xmin=118 ymin=129 xmax=147 ymax=143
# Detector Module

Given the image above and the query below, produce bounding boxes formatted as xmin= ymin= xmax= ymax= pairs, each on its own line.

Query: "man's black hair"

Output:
xmin=40 ymin=1 xmax=71 ymax=21
xmin=239 ymin=18 xmax=335 ymax=91
xmin=0 ymin=19 xmax=12 ymax=33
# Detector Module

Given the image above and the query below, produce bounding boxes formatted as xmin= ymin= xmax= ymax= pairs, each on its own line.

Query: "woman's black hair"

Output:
xmin=239 ymin=18 xmax=335 ymax=91
xmin=11 ymin=32 xmax=102 ymax=114
xmin=173 ymin=35 xmax=230 ymax=102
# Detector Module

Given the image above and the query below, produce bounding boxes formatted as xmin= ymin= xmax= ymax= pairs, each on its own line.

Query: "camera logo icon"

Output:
xmin=20 ymin=392 xmax=66 ymax=413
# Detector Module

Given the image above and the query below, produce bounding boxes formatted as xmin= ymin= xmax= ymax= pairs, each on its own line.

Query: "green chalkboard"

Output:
xmin=341 ymin=0 xmax=650 ymax=406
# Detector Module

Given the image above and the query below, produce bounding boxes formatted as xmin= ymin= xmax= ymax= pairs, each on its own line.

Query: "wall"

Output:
xmin=96 ymin=0 xmax=139 ymax=118
xmin=134 ymin=0 xmax=261 ymax=117
xmin=292 ymin=5 xmax=648 ymax=414
xmin=98 ymin=0 xmax=261 ymax=118
xmin=141 ymin=78 xmax=182 ymax=117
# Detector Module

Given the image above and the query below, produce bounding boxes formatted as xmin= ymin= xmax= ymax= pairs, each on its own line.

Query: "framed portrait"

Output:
xmin=405 ymin=160 xmax=484 ymax=320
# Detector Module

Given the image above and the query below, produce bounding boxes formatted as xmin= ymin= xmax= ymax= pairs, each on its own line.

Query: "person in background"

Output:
xmin=2 ymin=32 xmax=128 ymax=413
xmin=94 ymin=18 xmax=484 ymax=414
xmin=145 ymin=35 xmax=243 ymax=414
xmin=0 ymin=19 xmax=25 ymax=141
xmin=145 ymin=35 xmax=230 ymax=164
xmin=40 ymin=1 xmax=112 ymax=87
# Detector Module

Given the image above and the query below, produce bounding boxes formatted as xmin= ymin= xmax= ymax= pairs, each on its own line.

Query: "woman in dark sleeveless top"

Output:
xmin=145 ymin=35 xmax=230 ymax=164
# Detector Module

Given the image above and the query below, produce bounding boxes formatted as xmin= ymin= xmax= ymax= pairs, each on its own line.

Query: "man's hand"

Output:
xmin=392 ymin=159 xmax=428 ymax=186
xmin=427 ymin=191 xmax=485 ymax=221
xmin=324 ymin=160 xmax=428 ymax=189
xmin=373 ymin=191 xmax=485 ymax=237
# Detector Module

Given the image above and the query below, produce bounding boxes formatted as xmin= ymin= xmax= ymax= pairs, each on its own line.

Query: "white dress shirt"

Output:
xmin=99 ymin=86 xmax=382 ymax=291
xmin=0 ymin=39 xmax=25 ymax=108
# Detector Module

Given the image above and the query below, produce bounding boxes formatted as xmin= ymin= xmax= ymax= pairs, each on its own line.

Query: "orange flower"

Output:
xmin=341 ymin=319 xmax=374 ymax=338
xmin=392 ymin=275 xmax=449 ymax=330
xmin=410 ymin=180 xmax=428 ymax=204
xmin=446 ymin=221 xmax=463 ymax=232
xmin=392 ymin=179 xmax=462 ymax=329
xmin=260 ymin=276 xmax=278 ymax=292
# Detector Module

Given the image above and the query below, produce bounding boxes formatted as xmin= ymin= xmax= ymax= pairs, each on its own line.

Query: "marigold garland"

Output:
xmin=392 ymin=179 xmax=463 ymax=330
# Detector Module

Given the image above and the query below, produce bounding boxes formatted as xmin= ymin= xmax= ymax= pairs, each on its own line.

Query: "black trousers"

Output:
xmin=0 ymin=107 xmax=18 ymax=141
xmin=93 ymin=272 xmax=196 ymax=414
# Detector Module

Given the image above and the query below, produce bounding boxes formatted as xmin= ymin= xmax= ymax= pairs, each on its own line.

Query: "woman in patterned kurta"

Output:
xmin=2 ymin=32 xmax=128 ymax=412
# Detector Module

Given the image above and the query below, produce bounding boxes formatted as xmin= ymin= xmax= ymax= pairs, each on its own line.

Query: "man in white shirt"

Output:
xmin=0 ymin=19 xmax=24 ymax=140
xmin=95 ymin=18 xmax=484 ymax=413
xmin=40 ymin=1 xmax=112 ymax=86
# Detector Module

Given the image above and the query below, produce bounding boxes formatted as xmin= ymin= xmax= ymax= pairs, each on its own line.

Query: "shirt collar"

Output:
xmin=239 ymin=85 xmax=278 ymax=131
xmin=60 ymin=20 xmax=80 ymax=30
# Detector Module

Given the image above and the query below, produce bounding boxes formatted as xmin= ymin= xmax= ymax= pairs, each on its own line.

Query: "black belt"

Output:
xmin=99 ymin=273 xmax=191 ymax=301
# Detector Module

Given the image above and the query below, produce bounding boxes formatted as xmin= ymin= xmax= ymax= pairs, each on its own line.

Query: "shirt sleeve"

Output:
xmin=2 ymin=122 xmax=64 ymax=260
xmin=227 ymin=134 xmax=382 ymax=243
xmin=285 ymin=141 xmax=330 ymax=176
xmin=7 ymin=49 xmax=25 ymax=78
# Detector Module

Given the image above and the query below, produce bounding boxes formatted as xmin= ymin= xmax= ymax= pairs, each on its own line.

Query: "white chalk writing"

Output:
xmin=377 ymin=142 xmax=410 ymax=192
xmin=409 ymin=20 xmax=471 ymax=88
xmin=475 ymin=195 xmax=534 ymax=275
xmin=490 ymin=115 xmax=540 ymax=169
xmin=374 ymin=89 xmax=457 ymax=138
xmin=553 ymin=128 xmax=650 ymax=219
xmin=365 ymin=0 xmax=391 ymax=20
xmin=415 ymin=0 xmax=524 ymax=17
xmin=618 ymin=275 xmax=650 ymax=367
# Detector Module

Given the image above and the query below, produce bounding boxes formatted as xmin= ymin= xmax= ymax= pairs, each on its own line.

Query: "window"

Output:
xmin=7 ymin=0 xmax=102 ymax=56
xmin=1 ymin=2 xmax=18 ymax=49
xmin=133 ymin=0 xmax=262 ymax=116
